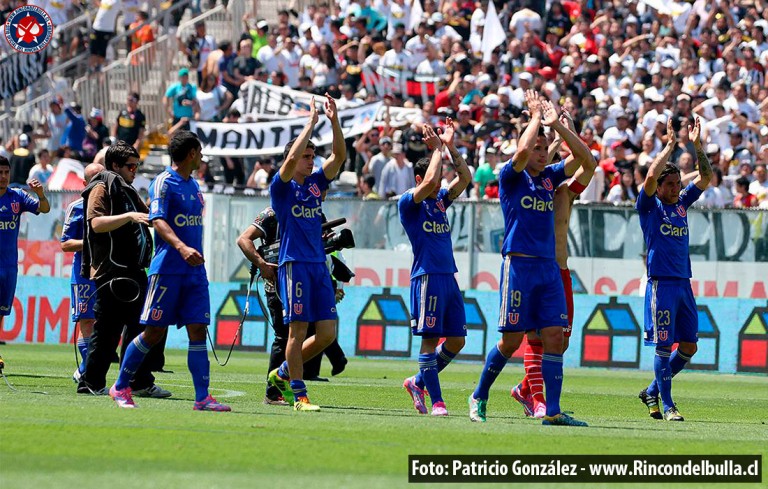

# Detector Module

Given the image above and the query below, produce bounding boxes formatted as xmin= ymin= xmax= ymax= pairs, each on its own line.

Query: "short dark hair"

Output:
xmin=735 ymin=176 xmax=751 ymax=188
xmin=364 ymin=175 xmax=375 ymax=188
xmin=413 ymin=157 xmax=432 ymax=180
xmin=219 ymin=40 xmax=232 ymax=52
xmin=105 ymin=140 xmax=139 ymax=170
xmin=169 ymin=131 xmax=202 ymax=163
xmin=128 ymin=91 xmax=140 ymax=101
xmin=282 ymin=137 xmax=316 ymax=162
xmin=657 ymin=163 xmax=681 ymax=185
xmin=0 ymin=156 xmax=9 ymax=169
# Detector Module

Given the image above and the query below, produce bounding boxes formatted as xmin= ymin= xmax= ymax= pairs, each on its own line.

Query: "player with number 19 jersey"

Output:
xmin=61 ymin=198 xmax=97 ymax=321
xmin=399 ymin=187 xmax=465 ymax=337
xmin=141 ymin=167 xmax=210 ymax=327
xmin=497 ymin=159 xmax=569 ymax=331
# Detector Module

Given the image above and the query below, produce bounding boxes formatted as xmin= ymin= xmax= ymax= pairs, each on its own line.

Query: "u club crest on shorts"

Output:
xmin=4 ymin=5 xmax=54 ymax=54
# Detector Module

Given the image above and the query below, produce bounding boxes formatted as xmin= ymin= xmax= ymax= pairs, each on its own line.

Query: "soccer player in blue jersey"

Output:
xmin=109 ymin=131 xmax=230 ymax=411
xmin=61 ymin=163 xmax=104 ymax=384
xmin=400 ymin=119 xmax=472 ymax=416
xmin=0 ymin=157 xmax=50 ymax=329
xmin=468 ymin=92 xmax=592 ymax=426
xmin=267 ymin=94 xmax=346 ymax=412
xmin=512 ymin=111 xmax=597 ymax=419
xmin=637 ymin=118 xmax=711 ymax=422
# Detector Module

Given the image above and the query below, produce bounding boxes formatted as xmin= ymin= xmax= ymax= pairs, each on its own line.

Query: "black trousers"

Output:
xmin=265 ymin=290 xmax=345 ymax=398
xmin=80 ymin=269 xmax=159 ymax=391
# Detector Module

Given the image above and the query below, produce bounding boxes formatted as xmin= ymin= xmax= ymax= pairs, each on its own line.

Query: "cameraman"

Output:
xmin=237 ymin=206 xmax=348 ymax=405
xmin=267 ymin=94 xmax=346 ymax=411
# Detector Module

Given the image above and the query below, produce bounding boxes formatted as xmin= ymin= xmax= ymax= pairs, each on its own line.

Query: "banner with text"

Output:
xmin=190 ymin=102 xmax=381 ymax=156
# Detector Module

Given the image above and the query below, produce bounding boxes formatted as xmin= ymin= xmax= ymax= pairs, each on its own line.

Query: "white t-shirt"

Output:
xmin=405 ymin=36 xmax=429 ymax=67
xmin=277 ymin=47 xmax=302 ymax=87
xmin=415 ymin=58 xmax=446 ymax=77
xmin=41 ymin=0 xmax=72 ymax=26
xmin=257 ymin=45 xmax=279 ymax=73
xmin=195 ymin=35 xmax=217 ymax=73
xmin=196 ymin=85 xmax=227 ymax=121
xmin=509 ymin=9 xmax=542 ymax=40
xmin=380 ymin=49 xmax=412 ymax=72
xmin=92 ymin=0 xmax=121 ymax=33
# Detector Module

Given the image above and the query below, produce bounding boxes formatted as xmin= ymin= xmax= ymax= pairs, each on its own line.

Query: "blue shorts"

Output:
xmin=410 ymin=273 xmax=467 ymax=338
xmin=70 ymin=281 xmax=97 ymax=322
xmin=0 ymin=267 xmax=17 ymax=316
xmin=140 ymin=274 xmax=211 ymax=327
xmin=498 ymin=256 xmax=568 ymax=332
xmin=278 ymin=261 xmax=337 ymax=324
xmin=644 ymin=278 xmax=698 ymax=347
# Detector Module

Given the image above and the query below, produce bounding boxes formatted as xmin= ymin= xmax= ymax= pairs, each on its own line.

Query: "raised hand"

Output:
xmin=688 ymin=117 xmax=702 ymax=148
xmin=525 ymin=89 xmax=541 ymax=118
xmin=309 ymin=96 xmax=319 ymax=125
xmin=28 ymin=179 xmax=44 ymax=197
xmin=560 ymin=108 xmax=576 ymax=131
xmin=666 ymin=118 xmax=677 ymax=146
xmin=439 ymin=117 xmax=456 ymax=147
xmin=422 ymin=124 xmax=442 ymax=151
xmin=540 ymin=100 xmax=559 ymax=126
xmin=324 ymin=92 xmax=338 ymax=120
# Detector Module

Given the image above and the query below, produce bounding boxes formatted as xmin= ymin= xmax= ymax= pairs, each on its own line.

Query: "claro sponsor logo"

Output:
xmin=521 ymin=196 xmax=554 ymax=211
xmin=292 ymin=205 xmax=323 ymax=218
xmin=174 ymin=214 xmax=204 ymax=227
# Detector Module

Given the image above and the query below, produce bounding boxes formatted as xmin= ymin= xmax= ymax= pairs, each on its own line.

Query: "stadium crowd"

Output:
xmin=3 ymin=0 xmax=768 ymax=207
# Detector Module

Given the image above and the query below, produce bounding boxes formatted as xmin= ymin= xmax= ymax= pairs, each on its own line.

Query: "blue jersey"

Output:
xmin=498 ymin=159 xmax=567 ymax=258
xmin=61 ymin=199 xmax=88 ymax=284
xmin=0 ymin=188 xmax=39 ymax=269
xmin=636 ymin=182 xmax=703 ymax=279
xmin=398 ymin=187 xmax=458 ymax=279
xmin=148 ymin=167 xmax=206 ymax=276
xmin=270 ymin=169 xmax=331 ymax=265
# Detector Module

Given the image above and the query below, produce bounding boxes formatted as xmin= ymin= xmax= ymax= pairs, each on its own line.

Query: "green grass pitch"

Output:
xmin=1 ymin=344 xmax=766 ymax=489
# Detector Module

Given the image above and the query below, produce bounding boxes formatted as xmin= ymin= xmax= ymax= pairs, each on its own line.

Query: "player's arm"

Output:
xmin=28 ymin=179 xmax=50 ymax=213
xmin=511 ymin=90 xmax=543 ymax=172
xmin=61 ymin=238 xmax=83 ymax=252
xmin=280 ymin=96 xmax=319 ymax=183
xmin=153 ymin=218 xmax=204 ymax=266
xmin=689 ymin=117 xmax=712 ymax=191
xmin=441 ymin=117 xmax=471 ymax=200
xmin=236 ymin=224 xmax=277 ymax=281
xmin=642 ymin=118 xmax=677 ymax=197
xmin=547 ymin=132 xmax=563 ymax=164
xmin=322 ymin=93 xmax=347 ymax=180
xmin=542 ymin=103 xmax=593 ymax=178
xmin=412 ymin=125 xmax=443 ymax=204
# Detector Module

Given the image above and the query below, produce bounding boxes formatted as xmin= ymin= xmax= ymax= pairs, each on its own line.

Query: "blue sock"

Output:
xmin=290 ymin=380 xmax=307 ymax=399
xmin=542 ymin=353 xmax=564 ymax=417
xmin=472 ymin=345 xmax=509 ymax=400
xmin=114 ymin=335 xmax=151 ymax=390
xmin=77 ymin=337 xmax=90 ymax=374
xmin=647 ymin=349 xmax=691 ymax=398
xmin=418 ymin=352 xmax=442 ymax=404
xmin=651 ymin=349 xmax=674 ymax=412
xmin=278 ymin=361 xmax=289 ymax=379
xmin=415 ymin=344 xmax=457 ymax=390
xmin=188 ymin=340 xmax=210 ymax=402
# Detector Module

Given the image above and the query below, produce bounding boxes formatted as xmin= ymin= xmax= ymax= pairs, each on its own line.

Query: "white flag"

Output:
xmin=481 ymin=0 xmax=506 ymax=63
xmin=408 ymin=0 xmax=424 ymax=33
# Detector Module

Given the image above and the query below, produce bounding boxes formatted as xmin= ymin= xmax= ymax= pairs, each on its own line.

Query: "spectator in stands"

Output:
xmin=378 ymin=143 xmax=414 ymax=198
xmin=27 ymin=150 xmax=53 ymax=186
xmin=165 ymin=68 xmax=198 ymax=132
xmin=113 ymin=92 xmax=146 ymax=153
xmin=89 ymin=0 xmax=120 ymax=71
xmin=129 ymin=11 xmax=155 ymax=60
xmin=606 ymin=167 xmax=638 ymax=204
xmin=195 ymin=73 xmax=233 ymax=122
xmin=185 ymin=20 xmax=216 ymax=83
xmin=696 ymin=167 xmax=731 ymax=209
xmin=218 ymin=110 xmax=245 ymax=186
xmin=749 ymin=163 xmax=768 ymax=204
xmin=473 ymin=145 xmax=499 ymax=199
xmin=42 ymin=99 xmax=68 ymax=152
xmin=276 ymin=36 xmax=302 ymax=88
xmin=217 ymin=41 xmax=239 ymax=95
xmin=232 ymin=38 xmax=260 ymax=86
xmin=733 ymin=176 xmax=758 ymax=208
xmin=83 ymin=109 xmax=110 ymax=162
xmin=361 ymin=175 xmax=380 ymax=200
xmin=9 ymin=134 xmax=35 ymax=187
xmin=63 ymin=102 xmax=86 ymax=153
xmin=242 ymin=15 xmax=269 ymax=57
xmin=363 ymin=135 xmax=393 ymax=195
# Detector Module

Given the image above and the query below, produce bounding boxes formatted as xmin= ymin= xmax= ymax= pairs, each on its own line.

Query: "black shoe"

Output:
xmin=305 ymin=376 xmax=329 ymax=382
xmin=639 ymin=389 xmax=663 ymax=420
xmin=331 ymin=357 xmax=348 ymax=376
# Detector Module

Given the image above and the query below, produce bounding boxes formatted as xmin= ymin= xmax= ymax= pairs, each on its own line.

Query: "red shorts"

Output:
xmin=560 ymin=268 xmax=574 ymax=337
